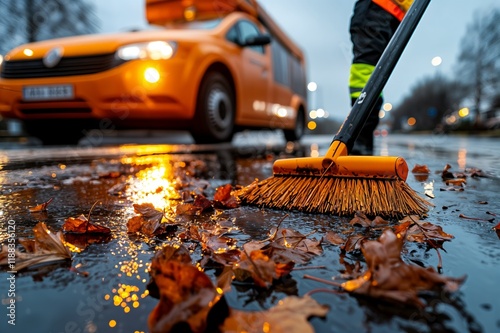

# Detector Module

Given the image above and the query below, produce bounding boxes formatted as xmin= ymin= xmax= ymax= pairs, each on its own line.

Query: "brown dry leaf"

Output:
xmin=127 ymin=203 xmax=166 ymax=236
xmin=0 ymin=222 xmax=72 ymax=271
xmin=323 ymin=231 xmax=345 ymax=246
xmin=394 ymin=220 xmax=454 ymax=243
xmin=441 ymin=163 xmax=455 ymax=180
xmin=213 ymin=184 xmax=240 ymax=209
xmin=341 ymin=234 xmax=368 ymax=252
xmin=341 ymin=229 xmax=465 ymax=308
xmin=63 ymin=214 xmax=111 ymax=234
xmin=338 ymin=253 xmax=364 ymax=280
xmin=201 ymin=233 xmax=237 ymax=254
xmin=466 ymin=167 xmax=487 ymax=178
xmin=176 ymin=195 xmax=213 ymax=215
xmin=28 ymin=197 xmax=54 ymax=213
xmin=445 ymin=178 xmax=466 ymax=186
xmin=350 ymin=211 xmax=389 ymax=228
xmin=234 ymin=249 xmax=277 ymax=288
xmin=147 ymin=245 xmax=223 ymax=333
xmin=271 ymin=228 xmax=323 ymax=256
xmin=494 ymin=222 xmax=500 ymax=231
xmin=412 ymin=164 xmax=431 ymax=174
xmin=221 ymin=295 xmax=329 ymax=333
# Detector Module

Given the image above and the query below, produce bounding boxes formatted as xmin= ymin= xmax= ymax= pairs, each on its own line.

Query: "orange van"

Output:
xmin=0 ymin=0 xmax=308 ymax=145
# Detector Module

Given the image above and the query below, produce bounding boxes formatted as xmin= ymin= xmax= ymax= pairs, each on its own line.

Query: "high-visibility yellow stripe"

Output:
xmin=349 ymin=63 xmax=375 ymax=98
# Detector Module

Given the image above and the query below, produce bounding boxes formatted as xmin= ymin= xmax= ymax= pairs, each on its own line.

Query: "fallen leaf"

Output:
xmin=350 ymin=211 xmax=389 ymax=228
xmin=234 ymin=249 xmax=278 ymax=288
xmin=213 ymin=183 xmax=240 ymax=209
xmin=127 ymin=203 xmax=167 ymax=236
xmin=28 ymin=197 xmax=54 ymax=213
xmin=147 ymin=245 xmax=224 ymax=333
xmin=412 ymin=164 xmax=430 ymax=174
xmin=63 ymin=214 xmax=111 ymax=234
xmin=0 ymin=222 xmax=72 ymax=271
xmin=341 ymin=234 xmax=368 ymax=253
xmin=176 ymin=195 xmax=213 ymax=215
xmin=323 ymin=231 xmax=345 ymax=246
xmin=441 ymin=164 xmax=455 ymax=180
xmin=342 ymin=229 xmax=465 ymax=308
xmin=466 ymin=167 xmax=487 ymax=177
xmin=445 ymin=178 xmax=466 ymax=186
xmin=394 ymin=220 xmax=454 ymax=243
xmin=221 ymin=295 xmax=329 ymax=333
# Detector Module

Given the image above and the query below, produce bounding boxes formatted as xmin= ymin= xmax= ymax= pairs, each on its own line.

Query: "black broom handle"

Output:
xmin=332 ymin=0 xmax=431 ymax=150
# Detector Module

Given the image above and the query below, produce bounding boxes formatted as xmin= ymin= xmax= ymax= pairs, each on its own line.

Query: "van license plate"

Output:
xmin=22 ymin=85 xmax=74 ymax=101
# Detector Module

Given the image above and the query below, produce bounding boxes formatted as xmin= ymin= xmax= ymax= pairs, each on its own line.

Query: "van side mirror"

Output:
xmin=243 ymin=34 xmax=271 ymax=47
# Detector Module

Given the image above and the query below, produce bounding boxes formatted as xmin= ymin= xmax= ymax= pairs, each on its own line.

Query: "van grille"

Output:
xmin=1 ymin=53 xmax=126 ymax=79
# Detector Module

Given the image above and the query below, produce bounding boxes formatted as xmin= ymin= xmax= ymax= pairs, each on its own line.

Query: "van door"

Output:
xmin=235 ymin=20 xmax=271 ymax=124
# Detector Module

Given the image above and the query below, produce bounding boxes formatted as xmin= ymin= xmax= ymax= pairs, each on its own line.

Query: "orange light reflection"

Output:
xmin=457 ymin=148 xmax=467 ymax=171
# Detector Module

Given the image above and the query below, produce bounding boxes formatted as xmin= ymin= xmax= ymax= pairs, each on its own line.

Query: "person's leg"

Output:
xmin=348 ymin=0 xmax=399 ymax=155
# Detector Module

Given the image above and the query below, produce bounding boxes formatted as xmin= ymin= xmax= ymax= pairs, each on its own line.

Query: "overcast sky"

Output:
xmin=93 ymin=0 xmax=498 ymax=122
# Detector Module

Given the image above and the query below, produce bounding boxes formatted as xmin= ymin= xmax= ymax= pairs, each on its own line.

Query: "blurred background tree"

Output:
xmin=391 ymin=74 xmax=465 ymax=132
xmin=391 ymin=7 xmax=500 ymax=132
xmin=455 ymin=7 xmax=500 ymax=127
xmin=0 ymin=0 xmax=99 ymax=54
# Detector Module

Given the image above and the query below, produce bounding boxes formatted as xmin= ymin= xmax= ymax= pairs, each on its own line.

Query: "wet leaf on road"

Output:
xmin=341 ymin=229 xmax=465 ymax=308
xmin=127 ymin=203 xmax=168 ymax=236
xmin=221 ymin=295 xmax=329 ymax=333
xmin=323 ymin=231 xmax=345 ymax=246
xmin=412 ymin=164 xmax=431 ymax=174
xmin=341 ymin=234 xmax=368 ymax=253
xmin=28 ymin=197 xmax=54 ymax=213
xmin=349 ymin=211 xmax=389 ymax=228
xmin=147 ymin=244 xmax=224 ymax=333
xmin=176 ymin=194 xmax=213 ymax=215
xmin=394 ymin=220 xmax=454 ymax=243
xmin=234 ymin=249 xmax=283 ymax=288
xmin=441 ymin=164 xmax=455 ymax=180
xmin=63 ymin=214 xmax=111 ymax=234
xmin=0 ymin=222 xmax=72 ymax=271
xmin=213 ymin=183 xmax=240 ymax=209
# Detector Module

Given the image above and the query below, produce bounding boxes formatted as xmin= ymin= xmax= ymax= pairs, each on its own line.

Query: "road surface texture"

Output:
xmin=0 ymin=132 xmax=499 ymax=333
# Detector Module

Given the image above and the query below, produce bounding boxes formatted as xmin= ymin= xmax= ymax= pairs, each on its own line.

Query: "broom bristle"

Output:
xmin=239 ymin=175 xmax=431 ymax=218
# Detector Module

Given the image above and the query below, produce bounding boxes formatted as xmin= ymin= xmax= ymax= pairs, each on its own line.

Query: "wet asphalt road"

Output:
xmin=0 ymin=131 xmax=499 ymax=333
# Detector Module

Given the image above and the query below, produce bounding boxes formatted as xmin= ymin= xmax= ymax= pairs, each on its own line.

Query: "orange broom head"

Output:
xmin=239 ymin=141 xmax=432 ymax=218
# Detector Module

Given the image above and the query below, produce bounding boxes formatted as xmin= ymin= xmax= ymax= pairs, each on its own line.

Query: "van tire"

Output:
xmin=283 ymin=108 xmax=305 ymax=141
xmin=191 ymin=71 xmax=235 ymax=144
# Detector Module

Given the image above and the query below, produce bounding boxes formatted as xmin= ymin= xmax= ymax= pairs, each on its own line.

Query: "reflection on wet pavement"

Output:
xmin=0 ymin=133 xmax=499 ymax=333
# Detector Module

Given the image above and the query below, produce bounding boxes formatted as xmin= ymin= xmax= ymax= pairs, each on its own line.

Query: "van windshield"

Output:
xmin=162 ymin=19 xmax=222 ymax=30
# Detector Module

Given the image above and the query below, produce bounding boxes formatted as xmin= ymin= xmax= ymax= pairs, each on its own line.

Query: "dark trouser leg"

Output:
xmin=350 ymin=96 xmax=382 ymax=155
xmin=348 ymin=0 xmax=399 ymax=155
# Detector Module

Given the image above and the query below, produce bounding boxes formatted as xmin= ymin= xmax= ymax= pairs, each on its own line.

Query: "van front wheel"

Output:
xmin=283 ymin=108 xmax=305 ymax=141
xmin=191 ymin=72 xmax=235 ymax=144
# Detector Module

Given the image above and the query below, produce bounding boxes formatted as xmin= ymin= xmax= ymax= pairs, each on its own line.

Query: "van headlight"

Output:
xmin=116 ymin=41 xmax=177 ymax=61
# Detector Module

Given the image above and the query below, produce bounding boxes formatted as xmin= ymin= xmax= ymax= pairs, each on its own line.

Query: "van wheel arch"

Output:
xmin=191 ymin=65 xmax=236 ymax=144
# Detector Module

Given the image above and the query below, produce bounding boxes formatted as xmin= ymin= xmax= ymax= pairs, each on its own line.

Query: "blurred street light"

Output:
xmin=458 ymin=107 xmax=470 ymax=118
xmin=431 ymin=56 xmax=442 ymax=67
xmin=307 ymin=81 xmax=317 ymax=92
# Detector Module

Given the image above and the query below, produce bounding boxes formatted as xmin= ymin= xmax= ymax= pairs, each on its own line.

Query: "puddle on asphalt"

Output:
xmin=0 ymin=145 xmax=499 ymax=333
